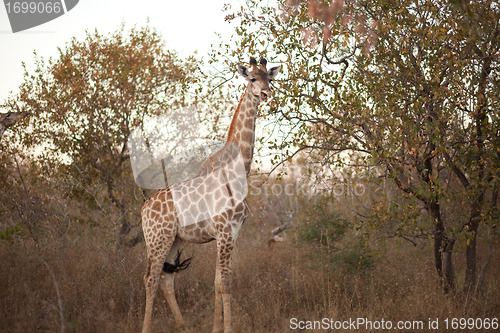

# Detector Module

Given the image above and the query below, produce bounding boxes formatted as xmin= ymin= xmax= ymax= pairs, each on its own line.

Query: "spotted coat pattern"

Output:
xmin=141 ymin=58 xmax=280 ymax=333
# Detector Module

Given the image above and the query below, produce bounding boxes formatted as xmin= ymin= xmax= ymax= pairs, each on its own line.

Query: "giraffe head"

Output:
xmin=237 ymin=57 xmax=280 ymax=101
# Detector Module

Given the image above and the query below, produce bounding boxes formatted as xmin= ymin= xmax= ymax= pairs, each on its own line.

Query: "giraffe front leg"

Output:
xmin=142 ymin=232 xmax=175 ymax=333
xmin=160 ymin=273 xmax=185 ymax=327
xmin=160 ymin=237 xmax=185 ymax=327
xmin=212 ymin=256 xmax=224 ymax=333
xmin=215 ymin=238 xmax=234 ymax=333
xmin=220 ymin=266 xmax=233 ymax=333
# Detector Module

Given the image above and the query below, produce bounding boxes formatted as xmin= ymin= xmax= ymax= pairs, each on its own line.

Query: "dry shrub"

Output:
xmin=1 ymin=225 xmax=498 ymax=332
xmin=0 ymin=241 xmax=146 ymax=332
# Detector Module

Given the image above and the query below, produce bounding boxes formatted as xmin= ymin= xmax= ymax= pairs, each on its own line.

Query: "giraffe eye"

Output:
xmin=250 ymin=78 xmax=256 ymax=82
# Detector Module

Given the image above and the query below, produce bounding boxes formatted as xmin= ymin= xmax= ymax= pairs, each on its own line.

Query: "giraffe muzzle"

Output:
xmin=260 ymin=91 xmax=270 ymax=100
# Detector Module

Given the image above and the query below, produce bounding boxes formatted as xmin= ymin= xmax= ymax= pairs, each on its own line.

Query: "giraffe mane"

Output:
xmin=226 ymin=88 xmax=247 ymax=143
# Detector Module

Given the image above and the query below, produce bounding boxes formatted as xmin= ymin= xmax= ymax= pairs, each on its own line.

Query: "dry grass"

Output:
xmin=0 ymin=225 xmax=498 ymax=333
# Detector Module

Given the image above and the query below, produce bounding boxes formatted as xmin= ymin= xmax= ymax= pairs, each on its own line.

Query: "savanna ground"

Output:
xmin=1 ymin=1 xmax=499 ymax=332
xmin=1 ymin=203 xmax=498 ymax=333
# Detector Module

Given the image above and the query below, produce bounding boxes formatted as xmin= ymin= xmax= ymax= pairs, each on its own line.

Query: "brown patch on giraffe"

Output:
xmin=151 ymin=200 xmax=161 ymax=212
xmin=156 ymin=190 xmax=166 ymax=202
xmin=167 ymin=199 xmax=174 ymax=212
xmin=245 ymin=117 xmax=255 ymax=129
xmin=241 ymin=130 xmax=253 ymax=143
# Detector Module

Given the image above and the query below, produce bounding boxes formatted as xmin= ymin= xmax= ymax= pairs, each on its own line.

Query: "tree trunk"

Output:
xmin=106 ymin=178 xmax=133 ymax=247
xmin=431 ymin=202 xmax=444 ymax=278
xmin=464 ymin=200 xmax=482 ymax=293
xmin=475 ymin=226 xmax=493 ymax=297
xmin=442 ymin=237 xmax=455 ymax=293
xmin=464 ymin=54 xmax=490 ymax=294
xmin=428 ymin=200 xmax=455 ymax=292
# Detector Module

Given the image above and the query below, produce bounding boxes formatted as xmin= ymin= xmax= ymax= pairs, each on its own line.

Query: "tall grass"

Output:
xmin=0 ymin=223 xmax=498 ymax=332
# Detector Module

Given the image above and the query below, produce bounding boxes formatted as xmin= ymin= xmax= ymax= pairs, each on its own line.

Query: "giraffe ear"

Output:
xmin=268 ymin=65 xmax=280 ymax=79
xmin=237 ymin=64 xmax=249 ymax=79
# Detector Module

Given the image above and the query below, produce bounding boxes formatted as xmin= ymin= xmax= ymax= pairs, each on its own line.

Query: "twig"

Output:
xmin=38 ymin=257 xmax=65 ymax=333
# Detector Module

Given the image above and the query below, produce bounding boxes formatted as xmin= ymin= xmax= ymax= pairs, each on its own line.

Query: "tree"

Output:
xmin=217 ymin=0 xmax=499 ymax=293
xmin=441 ymin=1 xmax=499 ymax=293
xmin=3 ymin=25 xmax=199 ymax=246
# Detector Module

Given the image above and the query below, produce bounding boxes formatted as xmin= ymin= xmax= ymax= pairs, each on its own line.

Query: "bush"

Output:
xmin=298 ymin=196 xmax=374 ymax=272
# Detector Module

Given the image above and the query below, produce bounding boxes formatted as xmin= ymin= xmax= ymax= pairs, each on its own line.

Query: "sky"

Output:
xmin=0 ymin=0 xmax=242 ymax=103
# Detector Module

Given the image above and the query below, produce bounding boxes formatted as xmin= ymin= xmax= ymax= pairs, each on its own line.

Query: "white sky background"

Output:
xmin=0 ymin=0 xmax=289 ymax=175
xmin=0 ymin=0 xmax=243 ymax=103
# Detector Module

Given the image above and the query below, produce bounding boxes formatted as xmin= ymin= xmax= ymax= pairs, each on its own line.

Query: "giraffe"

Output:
xmin=140 ymin=57 xmax=280 ymax=333
xmin=0 ymin=112 xmax=29 ymax=142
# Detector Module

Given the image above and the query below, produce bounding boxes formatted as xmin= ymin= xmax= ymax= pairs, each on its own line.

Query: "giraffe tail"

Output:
xmin=163 ymin=250 xmax=192 ymax=273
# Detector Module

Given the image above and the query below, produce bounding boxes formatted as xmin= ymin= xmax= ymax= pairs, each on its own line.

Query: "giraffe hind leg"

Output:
xmin=159 ymin=237 xmax=188 ymax=327
xmin=160 ymin=272 xmax=185 ymax=326
xmin=142 ymin=237 xmax=175 ymax=333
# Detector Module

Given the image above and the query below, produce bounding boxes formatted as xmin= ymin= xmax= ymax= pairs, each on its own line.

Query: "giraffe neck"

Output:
xmin=226 ymin=87 xmax=260 ymax=175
